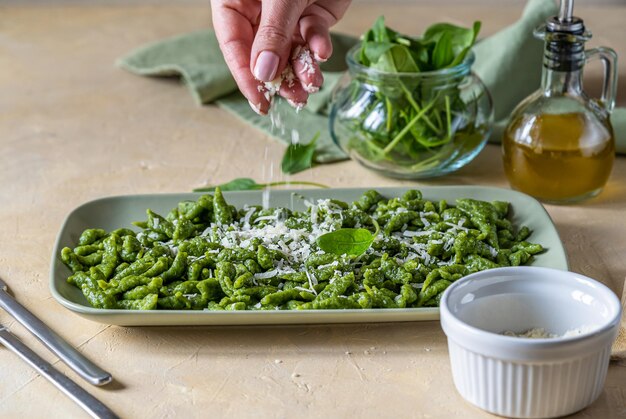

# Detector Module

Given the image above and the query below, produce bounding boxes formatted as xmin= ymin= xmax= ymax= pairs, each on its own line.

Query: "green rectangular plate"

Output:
xmin=50 ymin=186 xmax=568 ymax=326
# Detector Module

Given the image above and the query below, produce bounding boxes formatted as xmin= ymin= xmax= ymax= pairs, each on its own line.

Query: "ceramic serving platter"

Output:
xmin=50 ymin=186 xmax=568 ymax=326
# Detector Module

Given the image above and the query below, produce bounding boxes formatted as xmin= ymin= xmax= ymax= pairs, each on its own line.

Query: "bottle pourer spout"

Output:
xmin=558 ymin=0 xmax=574 ymax=23
xmin=547 ymin=0 xmax=584 ymax=34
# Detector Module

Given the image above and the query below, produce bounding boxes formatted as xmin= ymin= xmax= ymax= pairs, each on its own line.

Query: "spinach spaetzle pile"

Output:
xmin=60 ymin=188 xmax=544 ymax=311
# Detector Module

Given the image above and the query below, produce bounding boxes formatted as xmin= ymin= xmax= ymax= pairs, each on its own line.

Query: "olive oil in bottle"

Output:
xmin=503 ymin=113 xmax=614 ymax=202
xmin=502 ymin=0 xmax=617 ymax=203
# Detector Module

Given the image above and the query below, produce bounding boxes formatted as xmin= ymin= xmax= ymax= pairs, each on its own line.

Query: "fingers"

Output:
xmin=287 ymin=0 xmax=351 ymax=100
xmin=300 ymin=0 xmax=352 ymax=61
xmin=279 ymin=73 xmax=309 ymax=109
xmin=276 ymin=45 xmax=323 ymax=107
xmin=298 ymin=14 xmax=333 ymax=62
xmin=291 ymin=45 xmax=323 ymax=94
xmin=214 ymin=0 xmax=352 ymax=114
xmin=211 ymin=0 xmax=270 ymax=114
xmin=251 ymin=0 xmax=308 ymax=82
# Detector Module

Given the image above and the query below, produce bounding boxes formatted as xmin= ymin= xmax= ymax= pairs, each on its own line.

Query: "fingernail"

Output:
xmin=248 ymin=100 xmax=265 ymax=115
xmin=253 ymin=51 xmax=280 ymax=82
xmin=313 ymin=52 xmax=328 ymax=63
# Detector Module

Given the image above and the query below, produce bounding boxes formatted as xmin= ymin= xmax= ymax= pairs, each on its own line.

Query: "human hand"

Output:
xmin=211 ymin=0 xmax=351 ymax=114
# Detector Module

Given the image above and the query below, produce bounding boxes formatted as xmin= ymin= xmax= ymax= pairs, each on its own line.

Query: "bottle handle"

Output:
xmin=585 ymin=47 xmax=618 ymax=113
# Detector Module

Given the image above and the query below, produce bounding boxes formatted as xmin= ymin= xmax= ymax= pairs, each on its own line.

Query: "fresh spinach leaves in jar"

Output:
xmin=348 ymin=17 xmax=483 ymax=168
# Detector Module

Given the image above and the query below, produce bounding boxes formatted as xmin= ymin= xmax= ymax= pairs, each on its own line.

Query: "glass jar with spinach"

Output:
xmin=329 ymin=18 xmax=494 ymax=179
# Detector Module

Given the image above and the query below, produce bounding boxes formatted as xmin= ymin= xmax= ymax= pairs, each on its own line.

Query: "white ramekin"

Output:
xmin=440 ymin=267 xmax=622 ymax=418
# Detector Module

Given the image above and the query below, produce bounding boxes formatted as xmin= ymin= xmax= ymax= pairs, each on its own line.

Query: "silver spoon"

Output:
xmin=0 ymin=276 xmax=112 ymax=386
xmin=0 ymin=326 xmax=118 ymax=419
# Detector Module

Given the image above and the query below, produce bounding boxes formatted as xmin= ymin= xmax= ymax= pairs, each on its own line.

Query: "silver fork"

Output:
xmin=0 ymin=326 xmax=118 ymax=419
xmin=0 ymin=276 xmax=112 ymax=386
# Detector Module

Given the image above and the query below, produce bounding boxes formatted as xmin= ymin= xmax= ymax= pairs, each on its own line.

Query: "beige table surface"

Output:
xmin=1 ymin=1 xmax=626 ymax=418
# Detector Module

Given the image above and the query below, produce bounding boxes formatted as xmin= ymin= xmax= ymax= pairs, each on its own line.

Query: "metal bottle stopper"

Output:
xmin=541 ymin=0 xmax=590 ymax=71
xmin=546 ymin=0 xmax=585 ymax=34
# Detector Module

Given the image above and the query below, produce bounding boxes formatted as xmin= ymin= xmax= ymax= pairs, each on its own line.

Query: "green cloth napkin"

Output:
xmin=118 ymin=0 xmax=626 ymax=157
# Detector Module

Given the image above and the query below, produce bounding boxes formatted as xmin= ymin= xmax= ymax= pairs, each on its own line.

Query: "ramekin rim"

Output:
xmin=439 ymin=266 xmax=622 ymax=349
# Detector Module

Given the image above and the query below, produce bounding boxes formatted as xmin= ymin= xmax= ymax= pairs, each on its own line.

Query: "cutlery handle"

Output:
xmin=0 ymin=328 xmax=118 ymax=419
xmin=0 ymin=290 xmax=112 ymax=386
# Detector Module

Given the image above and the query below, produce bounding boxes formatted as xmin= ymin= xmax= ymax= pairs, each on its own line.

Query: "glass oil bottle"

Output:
xmin=502 ymin=0 xmax=618 ymax=203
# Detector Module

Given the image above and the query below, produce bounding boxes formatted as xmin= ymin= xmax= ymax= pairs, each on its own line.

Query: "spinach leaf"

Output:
xmin=317 ymin=221 xmax=380 ymax=256
xmin=361 ymin=18 xmax=393 ymax=66
xmin=371 ymin=16 xmax=394 ymax=43
xmin=367 ymin=43 xmax=419 ymax=73
xmin=193 ymin=178 xmax=328 ymax=192
xmin=205 ymin=178 xmax=260 ymax=191
xmin=362 ymin=17 xmax=420 ymax=73
xmin=432 ymin=31 xmax=454 ymax=69
xmin=281 ymin=132 xmax=319 ymax=175
xmin=363 ymin=42 xmax=395 ymax=67
xmin=423 ymin=21 xmax=481 ymax=68
xmin=447 ymin=21 xmax=481 ymax=68
xmin=388 ymin=45 xmax=420 ymax=73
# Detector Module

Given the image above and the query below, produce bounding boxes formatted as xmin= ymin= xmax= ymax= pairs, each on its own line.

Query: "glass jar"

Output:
xmin=329 ymin=46 xmax=494 ymax=179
